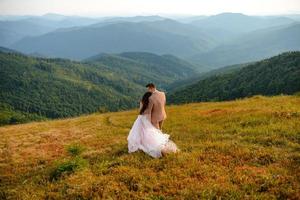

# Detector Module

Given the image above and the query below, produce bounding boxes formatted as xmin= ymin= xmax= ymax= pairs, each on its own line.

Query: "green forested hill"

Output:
xmin=169 ymin=52 xmax=300 ymax=104
xmin=0 ymin=51 xmax=197 ymax=125
xmin=0 ymin=52 xmax=143 ymax=121
xmin=84 ymin=52 xmax=197 ymax=85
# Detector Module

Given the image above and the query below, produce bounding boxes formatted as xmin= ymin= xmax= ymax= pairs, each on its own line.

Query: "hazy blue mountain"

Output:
xmin=284 ymin=14 xmax=300 ymax=21
xmin=0 ymin=20 xmax=55 ymax=47
xmin=97 ymin=15 xmax=166 ymax=23
xmin=40 ymin=13 xmax=68 ymax=21
xmin=191 ymin=13 xmax=295 ymax=33
xmin=190 ymin=13 xmax=295 ymax=42
xmin=49 ymin=16 xmax=170 ymax=35
xmin=189 ymin=23 xmax=300 ymax=68
xmin=5 ymin=13 xmax=297 ymax=66
xmin=139 ymin=19 xmax=217 ymax=48
xmin=22 ymin=16 xmax=100 ymax=29
xmin=11 ymin=20 xmax=217 ymax=60
xmin=0 ymin=15 xmax=36 ymax=21
xmin=169 ymin=52 xmax=300 ymax=104
xmin=0 ymin=14 xmax=101 ymax=47
xmin=169 ymin=15 xmax=208 ymax=23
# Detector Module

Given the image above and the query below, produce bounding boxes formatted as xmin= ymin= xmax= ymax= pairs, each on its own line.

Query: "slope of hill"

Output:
xmin=0 ymin=51 xmax=197 ymax=125
xmin=10 ymin=20 xmax=216 ymax=60
xmin=190 ymin=23 xmax=300 ymax=68
xmin=0 ymin=95 xmax=299 ymax=199
xmin=169 ymin=52 xmax=300 ymax=104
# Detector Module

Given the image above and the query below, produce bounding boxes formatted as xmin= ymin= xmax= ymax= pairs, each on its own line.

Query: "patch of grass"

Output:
xmin=66 ymin=143 xmax=86 ymax=157
xmin=50 ymin=157 xmax=88 ymax=181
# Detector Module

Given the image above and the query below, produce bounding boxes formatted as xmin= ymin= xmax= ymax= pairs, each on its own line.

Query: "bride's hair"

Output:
xmin=140 ymin=92 xmax=152 ymax=115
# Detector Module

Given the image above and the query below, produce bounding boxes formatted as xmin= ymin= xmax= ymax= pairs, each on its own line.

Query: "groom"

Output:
xmin=145 ymin=83 xmax=167 ymax=130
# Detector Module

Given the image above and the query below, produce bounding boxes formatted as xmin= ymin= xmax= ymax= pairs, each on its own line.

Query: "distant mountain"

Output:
xmin=189 ymin=23 xmax=300 ymax=68
xmin=139 ymin=19 xmax=216 ymax=48
xmin=11 ymin=19 xmax=217 ymax=60
xmin=97 ymin=15 xmax=166 ymax=23
xmin=169 ymin=52 xmax=300 ymax=104
xmin=175 ymin=15 xmax=208 ymax=23
xmin=0 ymin=51 xmax=196 ymax=125
xmin=5 ymin=13 xmax=298 ymax=70
xmin=285 ymin=14 xmax=300 ymax=21
xmin=0 ymin=15 xmax=36 ymax=21
xmin=0 ymin=20 xmax=55 ymax=46
xmin=190 ymin=13 xmax=295 ymax=32
xmin=22 ymin=16 xmax=100 ymax=29
xmin=0 ymin=15 xmax=101 ymax=47
xmin=41 ymin=13 xmax=69 ymax=21
xmin=190 ymin=13 xmax=295 ymax=42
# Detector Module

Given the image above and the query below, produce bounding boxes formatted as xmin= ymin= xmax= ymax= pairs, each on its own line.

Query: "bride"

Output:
xmin=127 ymin=92 xmax=178 ymax=158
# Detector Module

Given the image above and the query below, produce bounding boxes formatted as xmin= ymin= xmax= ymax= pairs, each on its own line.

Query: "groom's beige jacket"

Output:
xmin=144 ymin=90 xmax=167 ymax=125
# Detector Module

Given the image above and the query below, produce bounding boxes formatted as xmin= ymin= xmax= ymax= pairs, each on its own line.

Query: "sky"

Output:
xmin=0 ymin=0 xmax=300 ymax=16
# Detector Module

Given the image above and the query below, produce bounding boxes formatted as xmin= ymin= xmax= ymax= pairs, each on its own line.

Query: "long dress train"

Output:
xmin=127 ymin=115 xmax=178 ymax=158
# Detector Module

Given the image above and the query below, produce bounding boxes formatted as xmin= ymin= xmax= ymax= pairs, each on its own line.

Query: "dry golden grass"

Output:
xmin=0 ymin=95 xmax=300 ymax=199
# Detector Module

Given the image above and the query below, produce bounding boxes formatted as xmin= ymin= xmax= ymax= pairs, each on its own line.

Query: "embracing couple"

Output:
xmin=127 ymin=83 xmax=179 ymax=158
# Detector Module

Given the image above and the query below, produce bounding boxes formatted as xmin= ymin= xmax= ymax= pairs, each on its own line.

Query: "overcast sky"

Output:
xmin=0 ymin=0 xmax=300 ymax=16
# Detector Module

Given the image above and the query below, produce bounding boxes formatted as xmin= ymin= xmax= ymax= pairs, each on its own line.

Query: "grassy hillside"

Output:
xmin=169 ymin=52 xmax=300 ymax=104
xmin=0 ymin=95 xmax=299 ymax=199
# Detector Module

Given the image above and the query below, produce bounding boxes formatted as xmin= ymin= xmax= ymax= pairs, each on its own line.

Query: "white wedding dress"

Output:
xmin=127 ymin=114 xmax=178 ymax=158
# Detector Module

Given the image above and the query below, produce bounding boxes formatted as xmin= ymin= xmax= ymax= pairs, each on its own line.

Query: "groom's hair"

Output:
xmin=146 ymin=83 xmax=155 ymax=88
